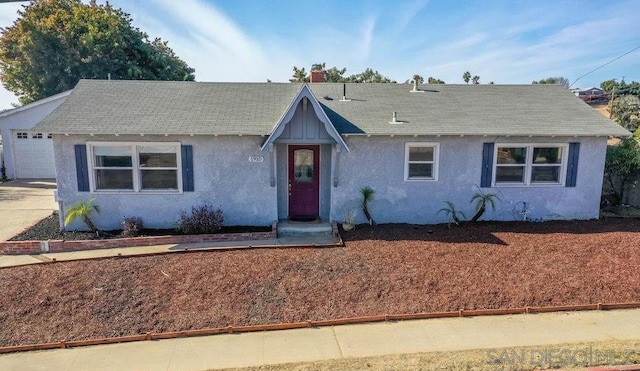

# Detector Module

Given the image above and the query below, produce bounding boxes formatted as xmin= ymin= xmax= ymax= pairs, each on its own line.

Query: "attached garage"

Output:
xmin=0 ymin=91 xmax=70 ymax=179
xmin=12 ymin=131 xmax=56 ymax=178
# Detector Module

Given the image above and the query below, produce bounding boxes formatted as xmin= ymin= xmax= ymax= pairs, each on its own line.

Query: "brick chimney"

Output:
xmin=309 ymin=70 xmax=325 ymax=83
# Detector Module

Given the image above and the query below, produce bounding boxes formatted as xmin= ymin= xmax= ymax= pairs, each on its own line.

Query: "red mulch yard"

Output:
xmin=1 ymin=218 xmax=640 ymax=347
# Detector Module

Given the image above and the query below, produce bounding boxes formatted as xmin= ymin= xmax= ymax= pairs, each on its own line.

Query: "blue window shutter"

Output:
xmin=480 ymin=143 xmax=494 ymax=187
xmin=565 ymin=142 xmax=580 ymax=187
xmin=181 ymin=145 xmax=194 ymax=192
xmin=74 ymin=144 xmax=89 ymax=192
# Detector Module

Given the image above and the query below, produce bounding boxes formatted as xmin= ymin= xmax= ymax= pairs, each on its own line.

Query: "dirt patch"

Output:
xmin=1 ymin=219 xmax=639 ymax=346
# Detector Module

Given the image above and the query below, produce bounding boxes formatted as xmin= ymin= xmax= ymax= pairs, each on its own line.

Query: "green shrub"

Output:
xmin=177 ymin=204 xmax=224 ymax=234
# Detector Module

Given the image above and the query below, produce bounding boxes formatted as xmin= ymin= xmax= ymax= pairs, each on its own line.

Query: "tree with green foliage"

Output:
xmin=291 ymin=63 xmax=394 ymax=83
xmin=427 ymin=77 xmax=445 ymax=84
xmin=600 ymin=79 xmax=640 ymax=97
xmin=324 ymin=66 xmax=348 ymax=82
xmin=472 ymin=75 xmax=480 ymax=85
xmin=604 ymin=137 xmax=640 ymax=204
xmin=532 ymin=77 xmax=570 ymax=87
xmin=64 ymin=198 xmax=99 ymax=232
xmin=600 ymin=79 xmax=619 ymax=94
xmin=0 ymin=0 xmax=195 ymax=105
xmin=610 ymin=95 xmax=640 ymax=132
xmin=462 ymin=71 xmax=471 ymax=84
xmin=348 ymin=68 xmax=394 ymax=83
xmin=290 ymin=66 xmax=309 ymax=82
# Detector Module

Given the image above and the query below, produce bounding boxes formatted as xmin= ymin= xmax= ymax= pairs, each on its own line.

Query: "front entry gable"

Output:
xmin=261 ymin=84 xmax=349 ymax=152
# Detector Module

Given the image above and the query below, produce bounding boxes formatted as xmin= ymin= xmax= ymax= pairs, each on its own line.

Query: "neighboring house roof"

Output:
xmin=0 ymin=90 xmax=71 ymax=119
xmin=34 ymin=80 xmax=629 ymax=137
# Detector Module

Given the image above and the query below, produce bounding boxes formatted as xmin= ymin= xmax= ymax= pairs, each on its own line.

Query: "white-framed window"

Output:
xmin=31 ymin=133 xmax=43 ymax=139
xmin=493 ymin=144 xmax=567 ymax=186
xmin=88 ymin=142 xmax=181 ymax=193
xmin=16 ymin=132 xmax=28 ymax=139
xmin=404 ymin=142 xmax=439 ymax=181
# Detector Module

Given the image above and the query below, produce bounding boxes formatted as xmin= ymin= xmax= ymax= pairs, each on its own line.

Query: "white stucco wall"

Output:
xmin=330 ymin=135 xmax=607 ymax=224
xmin=0 ymin=93 xmax=68 ymax=179
xmin=55 ymin=134 xmax=608 ymax=230
xmin=55 ymin=134 xmax=277 ymax=230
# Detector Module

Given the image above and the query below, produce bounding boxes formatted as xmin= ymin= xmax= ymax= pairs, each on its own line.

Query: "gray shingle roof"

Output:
xmin=34 ymin=79 xmax=629 ymax=137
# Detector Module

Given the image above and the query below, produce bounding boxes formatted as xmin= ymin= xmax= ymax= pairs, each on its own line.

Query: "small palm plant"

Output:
xmin=437 ymin=201 xmax=466 ymax=227
xmin=470 ymin=190 xmax=500 ymax=222
xmin=64 ymin=198 xmax=100 ymax=232
xmin=360 ymin=186 xmax=376 ymax=225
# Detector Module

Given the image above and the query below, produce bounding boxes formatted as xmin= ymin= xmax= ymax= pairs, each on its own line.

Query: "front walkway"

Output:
xmin=0 ymin=234 xmax=341 ymax=268
xmin=0 ymin=309 xmax=638 ymax=370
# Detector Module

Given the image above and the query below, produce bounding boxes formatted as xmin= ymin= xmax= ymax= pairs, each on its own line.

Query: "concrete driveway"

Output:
xmin=0 ymin=179 xmax=58 ymax=241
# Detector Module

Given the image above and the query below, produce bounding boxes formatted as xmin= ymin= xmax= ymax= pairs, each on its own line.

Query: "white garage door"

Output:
xmin=13 ymin=131 xmax=56 ymax=178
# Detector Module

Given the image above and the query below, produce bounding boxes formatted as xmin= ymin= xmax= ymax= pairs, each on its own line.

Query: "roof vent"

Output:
xmin=410 ymin=78 xmax=424 ymax=93
xmin=339 ymin=83 xmax=351 ymax=102
xmin=388 ymin=111 xmax=406 ymax=124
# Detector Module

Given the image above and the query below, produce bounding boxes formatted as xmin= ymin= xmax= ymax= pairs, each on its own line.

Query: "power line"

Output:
xmin=569 ymin=43 xmax=640 ymax=88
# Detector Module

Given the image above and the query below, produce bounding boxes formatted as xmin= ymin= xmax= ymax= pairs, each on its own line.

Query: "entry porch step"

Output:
xmin=277 ymin=220 xmax=334 ymax=237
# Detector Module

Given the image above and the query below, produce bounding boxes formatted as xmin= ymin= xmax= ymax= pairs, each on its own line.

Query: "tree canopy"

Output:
xmin=604 ymin=136 xmax=640 ymax=204
xmin=0 ymin=0 xmax=195 ymax=104
xmin=290 ymin=63 xmax=394 ymax=83
xmin=600 ymin=79 xmax=640 ymax=97
xmin=462 ymin=71 xmax=471 ymax=84
xmin=532 ymin=77 xmax=570 ymax=87
xmin=610 ymin=95 xmax=640 ymax=132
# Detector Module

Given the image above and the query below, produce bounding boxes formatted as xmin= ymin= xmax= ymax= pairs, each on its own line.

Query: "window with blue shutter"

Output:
xmin=181 ymin=145 xmax=194 ymax=192
xmin=74 ymin=144 xmax=90 ymax=192
xmin=565 ymin=142 xmax=580 ymax=187
xmin=480 ymin=143 xmax=494 ymax=187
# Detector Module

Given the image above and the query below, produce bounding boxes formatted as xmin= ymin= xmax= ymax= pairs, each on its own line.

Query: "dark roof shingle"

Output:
xmin=34 ymin=80 xmax=629 ymax=137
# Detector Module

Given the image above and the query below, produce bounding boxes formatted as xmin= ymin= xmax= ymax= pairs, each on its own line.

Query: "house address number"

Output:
xmin=248 ymin=155 xmax=264 ymax=163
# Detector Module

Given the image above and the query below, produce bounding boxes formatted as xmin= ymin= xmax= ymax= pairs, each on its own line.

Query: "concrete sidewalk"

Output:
xmin=0 ymin=234 xmax=341 ymax=268
xmin=0 ymin=309 xmax=638 ymax=371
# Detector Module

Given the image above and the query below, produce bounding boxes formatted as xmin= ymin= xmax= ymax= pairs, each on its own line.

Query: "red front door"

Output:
xmin=288 ymin=145 xmax=320 ymax=220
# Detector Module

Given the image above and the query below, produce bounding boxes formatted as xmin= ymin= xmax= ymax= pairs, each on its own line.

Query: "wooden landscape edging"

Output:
xmin=0 ymin=225 xmax=278 ymax=255
xmin=1 ymin=302 xmax=640 ymax=354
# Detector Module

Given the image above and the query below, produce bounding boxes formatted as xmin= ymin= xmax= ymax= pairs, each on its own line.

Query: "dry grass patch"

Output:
xmin=220 ymin=339 xmax=640 ymax=371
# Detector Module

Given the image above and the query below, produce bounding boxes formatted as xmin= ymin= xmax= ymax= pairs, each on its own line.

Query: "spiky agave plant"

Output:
xmin=437 ymin=201 xmax=466 ymax=227
xmin=64 ymin=198 xmax=100 ymax=232
xmin=470 ymin=190 xmax=500 ymax=222
xmin=360 ymin=186 xmax=376 ymax=225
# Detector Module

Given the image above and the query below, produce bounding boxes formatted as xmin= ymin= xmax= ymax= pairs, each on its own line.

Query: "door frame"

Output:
xmin=287 ymin=144 xmax=321 ymax=219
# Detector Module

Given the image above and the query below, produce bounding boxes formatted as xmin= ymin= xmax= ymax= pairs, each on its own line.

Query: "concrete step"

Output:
xmin=277 ymin=220 xmax=333 ymax=237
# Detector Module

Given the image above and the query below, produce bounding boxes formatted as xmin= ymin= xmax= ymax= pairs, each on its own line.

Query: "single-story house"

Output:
xmin=33 ymin=80 xmax=629 ymax=230
xmin=571 ymin=87 xmax=606 ymax=102
xmin=0 ymin=91 xmax=70 ymax=179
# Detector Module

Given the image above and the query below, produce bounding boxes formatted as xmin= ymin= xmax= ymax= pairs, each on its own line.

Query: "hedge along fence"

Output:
xmin=1 ymin=302 xmax=639 ymax=354
xmin=0 ymin=223 xmax=277 ymax=255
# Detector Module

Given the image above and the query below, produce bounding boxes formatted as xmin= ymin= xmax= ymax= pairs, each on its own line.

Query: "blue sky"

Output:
xmin=0 ymin=0 xmax=639 ymax=110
